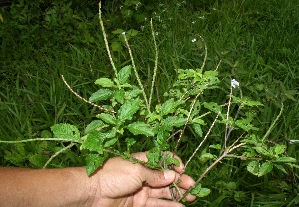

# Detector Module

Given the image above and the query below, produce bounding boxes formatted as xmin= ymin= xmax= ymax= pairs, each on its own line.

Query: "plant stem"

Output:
xmin=178 ymin=142 xmax=245 ymax=201
xmin=98 ymin=2 xmax=119 ymax=87
xmin=61 ymin=75 xmax=116 ymax=114
xmin=182 ymin=111 xmax=221 ymax=174
xmin=123 ymin=34 xmax=151 ymax=114
xmin=262 ymin=102 xmax=284 ymax=142
xmin=0 ymin=138 xmax=82 ymax=144
xmin=148 ymin=19 xmax=159 ymax=109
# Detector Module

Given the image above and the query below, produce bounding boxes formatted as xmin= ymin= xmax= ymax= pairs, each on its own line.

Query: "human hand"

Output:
xmin=88 ymin=152 xmax=196 ymax=207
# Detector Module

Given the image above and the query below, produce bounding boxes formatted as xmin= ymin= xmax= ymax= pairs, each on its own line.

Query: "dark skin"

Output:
xmin=0 ymin=152 xmax=196 ymax=207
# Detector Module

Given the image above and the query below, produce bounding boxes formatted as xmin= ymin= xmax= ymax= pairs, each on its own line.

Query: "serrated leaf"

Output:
xmin=275 ymin=157 xmax=297 ymax=163
xmin=84 ymin=120 xmax=105 ymax=134
xmin=127 ymin=122 xmax=154 ymax=136
xmin=118 ymin=65 xmax=132 ymax=84
xmin=160 ymin=99 xmax=184 ymax=116
xmin=104 ymin=138 xmax=118 ymax=148
xmin=89 ymin=89 xmax=113 ymax=102
xmin=114 ymin=90 xmax=125 ymax=104
xmin=190 ymin=184 xmax=211 ymax=197
xmin=191 ymin=117 xmax=206 ymax=125
xmin=81 ymin=130 xmax=116 ymax=154
xmin=164 ymin=152 xmax=180 ymax=166
xmin=247 ymin=160 xmax=259 ymax=176
xmin=96 ymin=113 xmax=117 ymax=125
xmin=125 ymin=86 xmax=142 ymax=99
xmin=125 ymin=138 xmax=136 ymax=151
xmin=94 ymin=78 xmax=116 ymax=88
xmin=192 ymin=123 xmax=203 ymax=137
xmin=51 ymin=123 xmax=80 ymax=141
xmin=85 ymin=153 xmax=108 ymax=176
xmin=273 ymin=144 xmax=286 ymax=155
xmin=209 ymin=144 xmax=222 ymax=150
xmin=257 ymin=161 xmax=273 ymax=177
xmin=29 ymin=154 xmax=47 ymax=167
xmin=161 ymin=116 xmax=186 ymax=131
xmin=118 ymin=99 xmax=141 ymax=122
xmin=235 ymin=119 xmax=259 ymax=131
xmin=198 ymin=153 xmax=215 ymax=163
xmin=203 ymin=102 xmax=222 ymax=113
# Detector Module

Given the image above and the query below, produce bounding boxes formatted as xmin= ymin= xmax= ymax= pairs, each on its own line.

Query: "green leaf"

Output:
xmin=247 ymin=160 xmax=259 ymax=176
xmin=190 ymin=184 xmax=211 ymax=197
xmin=257 ymin=161 xmax=273 ymax=177
xmin=274 ymin=157 xmax=297 ymax=163
xmin=111 ymin=41 xmax=122 ymax=52
xmin=203 ymin=102 xmax=222 ymax=113
xmin=191 ymin=117 xmax=206 ymax=125
xmin=118 ymin=99 xmax=141 ymax=122
xmin=40 ymin=130 xmax=52 ymax=138
xmin=114 ymin=90 xmax=125 ymax=104
xmin=125 ymin=86 xmax=142 ymax=99
xmin=161 ymin=116 xmax=186 ymax=131
xmin=29 ymin=154 xmax=47 ymax=167
xmin=273 ymin=144 xmax=286 ymax=155
xmin=51 ymin=123 xmax=80 ymax=141
xmin=274 ymin=164 xmax=287 ymax=174
xmin=164 ymin=152 xmax=180 ymax=166
xmin=198 ymin=153 xmax=215 ymax=163
xmin=118 ymin=65 xmax=132 ymax=84
xmin=125 ymin=138 xmax=136 ymax=152
xmin=192 ymin=123 xmax=203 ymax=137
xmin=89 ymin=89 xmax=113 ymax=102
xmin=96 ymin=113 xmax=117 ymax=125
xmin=84 ymin=120 xmax=105 ymax=134
xmin=160 ymin=99 xmax=184 ymax=116
xmin=209 ymin=144 xmax=222 ymax=150
xmin=94 ymin=78 xmax=116 ymax=88
xmin=85 ymin=153 xmax=108 ymax=176
xmin=127 ymin=122 xmax=154 ymax=136
xmin=235 ymin=119 xmax=259 ymax=131
xmin=104 ymin=138 xmax=118 ymax=148
xmin=81 ymin=130 xmax=116 ymax=154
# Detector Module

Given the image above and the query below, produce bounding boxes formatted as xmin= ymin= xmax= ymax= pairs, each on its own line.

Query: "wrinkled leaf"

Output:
xmin=95 ymin=78 xmax=116 ymax=88
xmin=85 ymin=120 xmax=105 ymax=134
xmin=273 ymin=144 xmax=286 ymax=155
xmin=198 ymin=153 xmax=215 ymax=163
xmin=127 ymin=122 xmax=154 ymax=136
xmin=257 ymin=161 xmax=273 ymax=177
xmin=247 ymin=160 xmax=259 ymax=176
xmin=203 ymin=102 xmax=222 ymax=113
xmin=51 ymin=123 xmax=80 ymax=141
xmin=161 ymin=116 xmax=186 ymax=131
xmin=118 ymin=99 xmax=141 ymax=122
xmin=89 ymin=89 xmax=113 ymax=102
xmin=114 ymin=90 xmax=125 ymax=104
xmin=192 ymin=123 xmax=203 ymax=137
xmin=85 ymin=153 xmax=108 ymax=176
xmin=125 ymin=138 xmax=136 ymax=152
xmin=97 ymin=113 xmax=117 ymax=125
xmin=161 ymin=99 xmax=184 ymax=116
xmin=118 ymin=65 xmax=132 ymax=84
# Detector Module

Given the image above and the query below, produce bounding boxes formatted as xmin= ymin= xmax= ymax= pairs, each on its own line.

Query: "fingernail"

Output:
xmin=164 ymin=170 xmax=175 ymax=180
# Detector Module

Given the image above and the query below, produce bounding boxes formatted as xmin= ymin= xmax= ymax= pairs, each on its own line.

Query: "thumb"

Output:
xmin=142 ymin=169 xmax=177 ymax=187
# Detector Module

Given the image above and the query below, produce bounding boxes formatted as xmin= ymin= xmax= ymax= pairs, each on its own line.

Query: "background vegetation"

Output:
xmin=1 ymin=0 xmax=298 ymax=206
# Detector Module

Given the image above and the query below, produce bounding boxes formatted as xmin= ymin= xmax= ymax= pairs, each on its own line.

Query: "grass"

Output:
xmin=1 ymin=0 xmax=299 ymax=206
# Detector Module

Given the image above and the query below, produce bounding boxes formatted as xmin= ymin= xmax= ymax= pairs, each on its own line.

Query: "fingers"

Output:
xmin=140 ymin=167 xmax=179 ymax=187
xmin=131 ymin=151 xmax=184 ymax=173
xmin=145 ymin=198 xmax=185 ymax=207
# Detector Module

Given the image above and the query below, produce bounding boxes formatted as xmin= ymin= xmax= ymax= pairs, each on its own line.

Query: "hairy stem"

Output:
xmin=61 ymin=75 xmax=116 ymax=114
xmin=182 ymin=111 xmax=221 ymax=174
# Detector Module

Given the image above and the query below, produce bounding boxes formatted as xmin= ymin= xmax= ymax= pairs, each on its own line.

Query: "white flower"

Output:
xmin=122 ymin=31 xmax=126 ymax=35
xmin=231 ymin=79 xmax=240 ymax=88
xmin=192 ymin=20 xmax=196 ymax=24
xmin=199 ymin=16 xmax=205 ymax=20
xmin=191 ymin=38 xmax=197 ymax=43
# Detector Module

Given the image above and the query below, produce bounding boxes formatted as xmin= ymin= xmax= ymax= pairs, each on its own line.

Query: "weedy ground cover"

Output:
xmin=1 ymin=0 xmax=299 ymax=206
